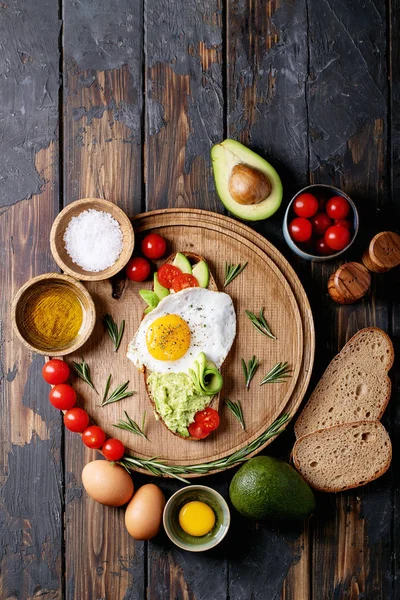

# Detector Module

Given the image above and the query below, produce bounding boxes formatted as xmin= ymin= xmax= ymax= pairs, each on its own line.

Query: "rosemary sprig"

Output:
xmin=102 ymin=374 xmax=112 ymax=404
xmin=72 ymin=357 xmax=98 ymax=394
xmin=245 ymin=308 xmax=276 ymax=340
xmin=101 ymin=380 xmax=134 ymax=406
xmin=103 ymin=313 xmax=125 ymax=352
xmin=225 ymin=398 xmax=246 ymax=430
xmin=241 ymin=355 xmax=260 ymax=390
xmin=113 ymin=410 xmax=148 ymax=439
xmin=224 ymin=262 xmax=248 ymax=287
xmin=260 ymin=362 xmax=292 ymax=385
xmin=119 ymin=412 xmax=290 ymax=483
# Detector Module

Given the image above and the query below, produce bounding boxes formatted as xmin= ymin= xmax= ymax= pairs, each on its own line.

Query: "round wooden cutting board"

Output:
xmin=64 ymin=209 xmax=314 ymax=476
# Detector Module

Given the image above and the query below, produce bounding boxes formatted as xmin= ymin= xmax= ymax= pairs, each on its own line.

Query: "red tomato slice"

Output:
xmin=157 ymin=264 xmax=182 ymax=288
xmin=194 ymin=407 xmax=220 ymax=432
xmin=171 ymin=273 xmax=199 ymax=292
xmin=188 ymin=422 xmax=210 ymax=439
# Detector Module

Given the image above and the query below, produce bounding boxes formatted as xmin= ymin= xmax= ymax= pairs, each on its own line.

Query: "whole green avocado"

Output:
xmin=229 ymin=456 xmax=315 ymax=520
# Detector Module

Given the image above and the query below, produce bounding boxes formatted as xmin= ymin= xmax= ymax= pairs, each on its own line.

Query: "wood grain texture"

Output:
xmin=0 ymin=0 xmax=63 ymax=596
xmin=226 ymin=2 xmax=312 ymax=597
xmin=307 ymin=0 xmax=393 ymax=598
xmin=327 ymin=262 xmax=371 ymax=305
xmin=362 ymin=231 xmax=400 ymax=273
xmin=64 ymin=210 xmax=305 ymax=470
xmin=62 ymin=1 xmax=145 ymax=598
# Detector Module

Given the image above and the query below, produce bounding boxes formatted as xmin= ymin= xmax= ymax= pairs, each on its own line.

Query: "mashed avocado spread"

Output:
xmin=147 ymin=372 xmax=211 ymax=437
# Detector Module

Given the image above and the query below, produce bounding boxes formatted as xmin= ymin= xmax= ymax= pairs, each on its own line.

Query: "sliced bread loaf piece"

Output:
xmin=292 ymin=420 xmax=392 ymax=492
xmin=294 ymin=328 xmax=394 ymax=438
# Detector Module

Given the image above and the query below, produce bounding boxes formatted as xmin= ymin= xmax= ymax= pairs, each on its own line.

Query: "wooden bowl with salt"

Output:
xmin=50 ymin=198 xmax=135 ymax=281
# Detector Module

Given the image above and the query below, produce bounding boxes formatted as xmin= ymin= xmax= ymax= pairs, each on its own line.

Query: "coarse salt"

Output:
xmin=63 ymin=209 xmax=124 ymax=272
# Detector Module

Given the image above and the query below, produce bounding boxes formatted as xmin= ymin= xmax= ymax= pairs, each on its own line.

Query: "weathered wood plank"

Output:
xmin=306 ymin=0 xmax=393 ymax=598
xmin=0 ymin=1 xmax=62 ymax=597
xmin=389 ymin=0 xmax=400 ymax=596
xmin=144 ymin=1 xmax=228 ymax=597
xmin=145 ymin=0 xmax=224 ymax=212
xmin=226 ymin=2 xmax=311 ymax=598
xmin=62 ymin=1 xmax=145 ymax=598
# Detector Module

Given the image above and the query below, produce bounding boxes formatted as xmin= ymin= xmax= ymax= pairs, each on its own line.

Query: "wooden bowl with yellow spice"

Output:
xmin=12 ymin=273 xmax=96 ymax=356
xmin=50 ymin=198 xmax=135 ymax=281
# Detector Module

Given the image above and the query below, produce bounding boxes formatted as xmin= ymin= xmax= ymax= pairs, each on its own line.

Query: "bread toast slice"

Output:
xmin=294 ymin=328 xmax=394 ymax=439
xmin=292 ymin=420 xmax=392 ymax=492
xmin=143 ymin=252 xmax=221 ymax=441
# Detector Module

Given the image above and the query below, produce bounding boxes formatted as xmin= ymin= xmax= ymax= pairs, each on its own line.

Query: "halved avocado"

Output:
xmin=211 ymin=139 xmax=283 ymax=221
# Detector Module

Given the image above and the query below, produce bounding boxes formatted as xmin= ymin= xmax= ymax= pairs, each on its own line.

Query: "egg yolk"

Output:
xmin=146 ymin=314 xmax=191 ymax=361
xmin=178 ymin=501 xmax=216 ymax=537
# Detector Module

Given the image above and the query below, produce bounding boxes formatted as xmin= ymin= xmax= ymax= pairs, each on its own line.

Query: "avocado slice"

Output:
xmin=192 ymin=260 xmax=209 ymax=288
xmin=173 ymin=252 xmax=192 ymax=274
xmin=211 ymin=139 xmax=283 ymax=221
xmin=154 ymin=273 xmax=169 ymax=300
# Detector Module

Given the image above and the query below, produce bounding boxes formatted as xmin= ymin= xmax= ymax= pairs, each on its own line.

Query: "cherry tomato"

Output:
xmin=102 ymin=438 xmax=125 ymax=461
xmin=64 ymin=407 xmax=89 ymax=432
xmin=82 ymin=425 xmax=107 ymax=449
xmin=293 ymin=193 xmax=318 ymax=218
xmin=335 ymin=218 xmax=352 ymax=230
xmin=157 ymin=264 xmax=182 ymax=288
xmin=171 ymin=273 xmax=199 ymax=292
xmin=318 ymin=197 xmax=327 ymax=211
xmin=141 ymin=233 xmax=167 ymax=260
xmin=315 ymin=237 xmax=335 ymax=256
xmin=126 ymin=257 xmax=151 ymax=282
xmin=288 ymin=217 xmax=312 ymax=243
xmin=49 ymin=384 xmax=76 ymax=410
xmin=325 ymin=225 xmax=351 ymax=251
xmin=326 ymin=196 xmax=350 ymax=220
xmin=310 ymin=212 xmax=332 ymax=237
xmin=42 ymin=359 xmax=70 ymax=385
xmin=194 ymin=407 xmax=220 ymax=432
xmin=188 ymin=422 xmax=210 ymax=439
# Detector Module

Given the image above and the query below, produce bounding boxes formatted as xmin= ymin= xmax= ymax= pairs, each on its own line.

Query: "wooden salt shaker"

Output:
xmin=328 ymin=262 xmax=371 ymax=304
xmin=362 ymin=231 xmax=400 ymax=273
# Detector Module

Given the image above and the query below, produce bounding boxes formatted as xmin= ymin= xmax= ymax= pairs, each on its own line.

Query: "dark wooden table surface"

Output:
xmin=1 ymin=1 xmax=399 ymax=598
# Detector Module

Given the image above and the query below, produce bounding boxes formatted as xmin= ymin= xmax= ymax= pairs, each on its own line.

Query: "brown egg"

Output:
xmin=125 ymin=483 xmax=166 ymax=540
xmin=82 ymin=460 xmax=134 ymax=507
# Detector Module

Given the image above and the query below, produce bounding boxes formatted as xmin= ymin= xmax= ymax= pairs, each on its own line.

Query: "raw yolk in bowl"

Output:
xmin=179 ymin=501 xmax=216 ymax=537
xmin=146 ymin=314 xmax=191 ymax=361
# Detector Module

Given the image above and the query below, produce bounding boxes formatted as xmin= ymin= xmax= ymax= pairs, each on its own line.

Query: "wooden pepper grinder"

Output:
xmin=361 ymin=231 xmax=400 ymax=272
xmin=328 ymin=231 xmax=400 ymax=304
xmin=328 ymin=262 xmax=371 ymax=304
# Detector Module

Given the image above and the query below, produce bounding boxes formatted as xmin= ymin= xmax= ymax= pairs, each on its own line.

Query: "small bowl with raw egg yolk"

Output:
xmin=163 ymin=485 xmax=230 ymax=552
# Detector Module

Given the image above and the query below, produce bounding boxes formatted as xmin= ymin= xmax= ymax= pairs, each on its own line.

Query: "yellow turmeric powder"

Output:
xmin=21 ymin=283 xmax=83 ymax=351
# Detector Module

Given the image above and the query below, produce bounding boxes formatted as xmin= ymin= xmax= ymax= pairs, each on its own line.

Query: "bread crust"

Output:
xmin=143 ymin=252 xmax=220 ymax=441
xmin=294 ymin=327 xmax=394 ymax=438
xmin=292 ymin=420 xmax=392 ymax=492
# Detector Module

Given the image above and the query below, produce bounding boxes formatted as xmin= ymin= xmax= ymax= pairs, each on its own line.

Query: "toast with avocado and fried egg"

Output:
xmin=127 ymin=252 xmax=236 ymax=440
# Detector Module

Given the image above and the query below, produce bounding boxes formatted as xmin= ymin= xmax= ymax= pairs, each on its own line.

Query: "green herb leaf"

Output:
xmin=245 ymin=308 xmax=276 ymax=340
xmin=72 ymin=357 xmax=98 ymax=394
xmin=225 ymin=398 xmax=246 ymax=430
xmin=102 ymin=374 xmax=112 ymax=404
xmin=104 ymin=314 xmax=125 ymax=351
xmin=260 ymin=362 xmax=292 ymax=385
xmin=118 ymin=412 xmax=290 ymax=483
xmin=101 ymin=380 xmax=134 ymax=407
xmin=224 ymin=262 xmax=248 ymax=287
xmin=241 ymin=355 xmax=259 ymax=390
xmin=113 ymin=410 xmax=148 ymax=439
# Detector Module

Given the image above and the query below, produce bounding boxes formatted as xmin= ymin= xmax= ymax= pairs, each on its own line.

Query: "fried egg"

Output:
xmin=127 ymin=287 xmax=236 ymax=373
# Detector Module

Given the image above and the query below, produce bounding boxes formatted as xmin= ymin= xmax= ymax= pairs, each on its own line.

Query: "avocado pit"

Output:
xmin=228 ymin=164 xmax=272 ymax=205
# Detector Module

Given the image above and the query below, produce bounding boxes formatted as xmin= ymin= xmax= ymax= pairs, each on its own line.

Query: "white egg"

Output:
xmin=127 ymin=287 xmax=236 ymax=373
